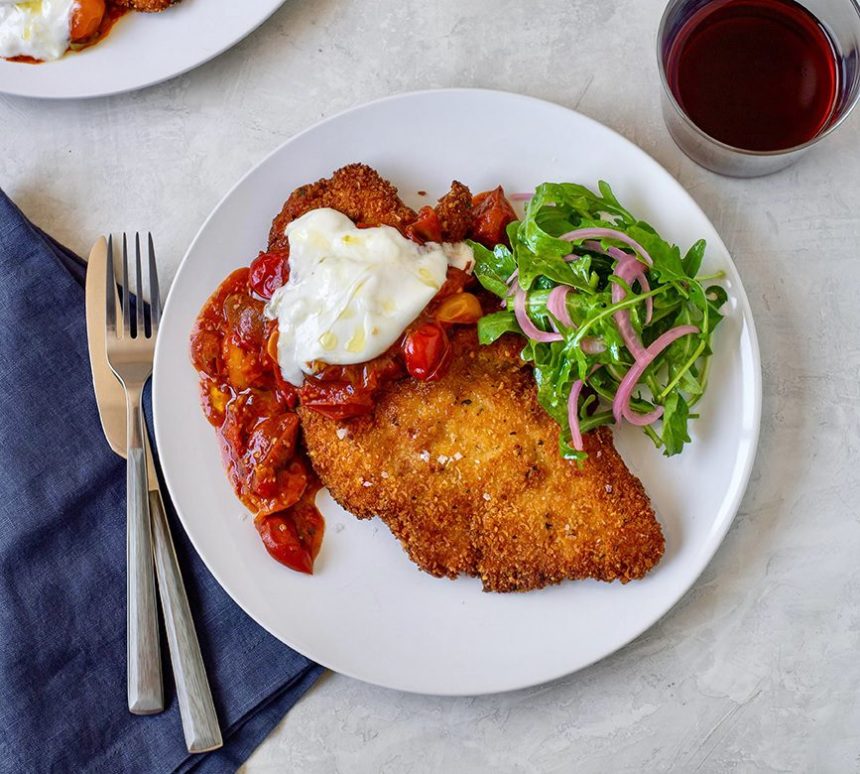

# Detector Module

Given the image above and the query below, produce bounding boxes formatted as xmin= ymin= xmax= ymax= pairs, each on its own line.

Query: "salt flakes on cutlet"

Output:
xmin=419 ymin=450 xmax=431 ymax=463
xmin=336 ymin=427 xmax=348 ymax=440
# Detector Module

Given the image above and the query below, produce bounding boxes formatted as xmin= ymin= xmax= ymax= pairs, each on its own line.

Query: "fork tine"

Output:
xmin=122 ymin=233 xmax=131 ymax=337
xmin=148 ymin=233 xmax=161 ymax=332
xmin=106 ymin=235 xmax=117 ymax=335
xmin=135 ymin=233 xmax=145 ymax=339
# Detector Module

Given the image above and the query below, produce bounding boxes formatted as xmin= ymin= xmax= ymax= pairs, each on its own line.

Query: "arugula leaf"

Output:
xmin=470 ymin=240 xmax=515 ymax=298
xmin=661 ymin=392 xmax=691 ymax=456
xmin=477 ymin=310 xmax=520 ymax=345
xmin=626 ymin=223 xmax=687 ymax=284
xmin=683 ymin=239 xmax=707 ymax=277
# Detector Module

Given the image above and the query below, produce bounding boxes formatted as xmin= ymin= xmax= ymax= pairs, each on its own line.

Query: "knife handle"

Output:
xmin=126 ymin=389 xmax=164 ymax=715
xmin=149 ymin=480 xmax=223 ymax=752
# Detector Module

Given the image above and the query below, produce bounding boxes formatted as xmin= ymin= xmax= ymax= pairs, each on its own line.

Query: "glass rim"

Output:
xmin=656 ymin=0 xmax=860 ymax=158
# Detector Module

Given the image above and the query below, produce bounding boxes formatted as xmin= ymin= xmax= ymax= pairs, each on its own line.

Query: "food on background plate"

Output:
xmin=189 ymin=164 xmax=726 ymax=590
xmin=0 ymin=0 xmax=178 ymax=63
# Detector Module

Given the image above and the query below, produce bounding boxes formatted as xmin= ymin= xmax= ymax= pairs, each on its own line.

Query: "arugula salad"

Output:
xmin=471 ymin=182 xmax=727 ymax=462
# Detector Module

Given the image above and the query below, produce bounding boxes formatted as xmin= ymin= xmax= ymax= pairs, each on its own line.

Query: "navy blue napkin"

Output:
xmin=0 ymin=190 xmax=324 ymax=774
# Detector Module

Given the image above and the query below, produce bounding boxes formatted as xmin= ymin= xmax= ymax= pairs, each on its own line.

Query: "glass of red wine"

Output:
xmin=658 ymin=0 xmax=860 ymax=176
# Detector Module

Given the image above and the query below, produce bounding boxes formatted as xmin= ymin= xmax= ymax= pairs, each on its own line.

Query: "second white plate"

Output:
xmin=153 ymin=89 xmax=761 ymax=695
xmin=0 ymin=0 xmax=286 ymax=99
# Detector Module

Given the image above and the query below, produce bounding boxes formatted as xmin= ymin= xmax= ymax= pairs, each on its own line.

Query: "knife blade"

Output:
xmin=85 ymin=237 xmax=127 ymax=457
xmin=84 ymin=237 xmax=222 ymax=752
xmin=85 ymin=239 xmax=165 ymax=480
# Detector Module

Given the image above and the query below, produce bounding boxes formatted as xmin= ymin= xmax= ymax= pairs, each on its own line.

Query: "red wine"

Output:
xmin=665 ymin=0 xmax=839 ymax=151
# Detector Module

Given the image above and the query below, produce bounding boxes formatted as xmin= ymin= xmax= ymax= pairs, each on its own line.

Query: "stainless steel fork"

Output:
xmin=105 ymin=233 xmax=163 ymax=715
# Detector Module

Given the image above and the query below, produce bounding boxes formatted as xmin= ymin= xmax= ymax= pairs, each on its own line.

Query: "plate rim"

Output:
xmin=0 ymin=0 xmax=287 ymax=100
xmin=153 ymin=87 xmax=763 ymax=695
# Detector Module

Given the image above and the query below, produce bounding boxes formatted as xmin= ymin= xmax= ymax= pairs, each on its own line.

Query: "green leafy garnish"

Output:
xmin=473 ymin=181 xmax=727 ymax=461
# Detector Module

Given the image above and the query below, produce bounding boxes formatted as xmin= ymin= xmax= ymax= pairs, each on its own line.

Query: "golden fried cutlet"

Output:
xmin=268 ymin=164 xmax=474 ymax=249
xmin=300 ymin=329 xmax=665 ymax=592
xmin=433 ymin=180 xmax=473 ymax=242
xmin=113 ymin=0 xmax=177 ymax=10
xmin=269 ymin=164 xmax=418 ymax=250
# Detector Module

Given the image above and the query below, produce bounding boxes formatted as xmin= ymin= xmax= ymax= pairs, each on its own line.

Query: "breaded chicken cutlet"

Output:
xmin=113 ymin=0 xmax=177 ymax=11
xmin=300 ymin=329 xmax=665 ymax=593
xmin=270 ymin=164 xmax=664 ymax=591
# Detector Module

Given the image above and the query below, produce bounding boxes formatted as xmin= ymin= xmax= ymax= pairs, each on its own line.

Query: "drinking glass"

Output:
xmin=657 ymin=0 xmax=860 ymax=176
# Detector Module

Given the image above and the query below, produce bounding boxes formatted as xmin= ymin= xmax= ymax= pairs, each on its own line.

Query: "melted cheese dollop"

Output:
xmin=264 ymin=208 xmax=472 ymax=386
xmin=0 ymin=0 xmax=75 ymax=61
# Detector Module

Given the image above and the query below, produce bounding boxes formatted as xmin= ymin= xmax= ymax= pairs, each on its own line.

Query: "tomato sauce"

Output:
xmin=190 ymin=267 xmax=324 ymax=573
xmin=3 ymin=3 xmax=129 ymax=64
xmin=190 ymin=186 xmax=517 ymax=574
xmin=75 ymin=4 xmax=129 ymax=53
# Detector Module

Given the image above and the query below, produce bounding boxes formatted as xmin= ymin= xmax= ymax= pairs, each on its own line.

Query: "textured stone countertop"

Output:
xmin=4 ymin=0 xmax=859 ymax=771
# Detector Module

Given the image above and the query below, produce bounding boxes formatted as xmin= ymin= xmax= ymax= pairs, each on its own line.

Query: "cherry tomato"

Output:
xmin=221 ymin=336 xmax=265 ymax=390
xmin=189 ymin=327 xmax=222 ymax=376
xmin=471 ymin=187 xmax=517 ymax=248
xmin=246 ymin=414 xmax=301 ymax=489
xmin=300 ymin=379 xmax=376 ymax=420
xmin=405 ymin=206 xmax=442 ymax=244
xmin=253 ymin=460 xmax=308 ymax=515
xmin=190 ymin=268 xmax=249 ymax=376
xmin=70 ymin=0 xmax=105 ymax=41
xmin=199 ymin=379 xmax=231 ymax=426
xmin=223 ymin=293 xmax=266 ymax=350
xmin=248 ymin=250 xmax=290 ymax=300
xmin=435 ymin=267 xmax=472 ymax=300
xmin=434 ymin=292 xmax=482 ymax=324
xmin=402 ymin=322 xmax=452 ymax=381
xmin=291 ymin=499 xmax=326 ymax=564
xmin=256 ymin=513 xmax=313 ymax=574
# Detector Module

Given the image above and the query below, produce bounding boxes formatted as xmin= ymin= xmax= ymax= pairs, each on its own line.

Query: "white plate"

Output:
xmin=0 ymin=0 xmax=284 ymax=99
xmin=153 ymin=89 xmax=761 ymax=696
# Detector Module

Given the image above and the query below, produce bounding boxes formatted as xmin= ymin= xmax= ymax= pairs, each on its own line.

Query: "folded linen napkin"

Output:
xmin=0 ymin=190 xmax=323 ymax=774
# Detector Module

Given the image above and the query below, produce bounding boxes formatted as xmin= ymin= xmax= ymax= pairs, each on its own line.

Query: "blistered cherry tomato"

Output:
xmin=405 ymin=206 xmax=443 ymax=244
xmin=434 ymin=292 xmax=482 ymax=324
xmin=70 ymin=0 xmax=105 ymax=41
xmin=402 ymin=322 xmax=452 ymax=381
xmin=223 ymin=293 xmax=265 ymax=350
xmin=299 ymin=379 xmax=376 ymax=420
xmin=291 ymin=500 xmax=325 ymax=565
xmin=248 ymin=250 xmax=290 ymax=300
xmin=471 ymin=187 xmax=517 ymax=248
xmin=435 ymin=267 xmax=472 ymax=300
xmin=256 ymin=514 xmax=313 ymax=574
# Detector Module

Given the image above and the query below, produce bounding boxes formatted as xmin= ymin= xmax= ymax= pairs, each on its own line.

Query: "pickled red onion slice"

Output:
xmin=514 ymin=286 xmax=563 ymax=343
xmin=612 ymin=325 xmax=699 ymax=425
xmin=561 ymin=227 xmax=654 ymax=266
xmin=567 ymin=379 xmax=586 ymax=451
xmin=547 ymin=285 xmax=573 ymax=327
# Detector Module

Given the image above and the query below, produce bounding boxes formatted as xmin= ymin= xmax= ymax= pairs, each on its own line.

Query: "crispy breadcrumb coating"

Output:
xmin=268 ymin=164 xmax=474 ymax=249
xmin=434 ymin=180 xmax=473 ymax=242
xmin=300 ymin=328 xmax=665 ymax=592
xmin=269 ymin=164 xmax=418 ymax=250
xmin=112 ymin=0 xmax=177 ymax=11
